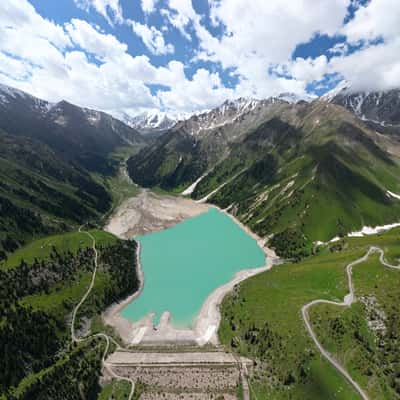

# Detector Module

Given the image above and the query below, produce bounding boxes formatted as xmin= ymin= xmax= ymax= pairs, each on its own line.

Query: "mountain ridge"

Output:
xmin=0 ymin=84 xmax=145 ymax=173
xmin=128 ymin=90 xmax=400 ymax=258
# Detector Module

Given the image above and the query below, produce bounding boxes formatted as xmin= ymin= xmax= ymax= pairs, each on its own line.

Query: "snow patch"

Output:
xmin=387 ymin=190 xmax=400 ymax=200
xmin=348 ymin=223 xmax=400 ymax=237
xmin=182 ymin=174 xmax=207 ymax=195
xmin=322 ymin=80 xmax=350 ymax=101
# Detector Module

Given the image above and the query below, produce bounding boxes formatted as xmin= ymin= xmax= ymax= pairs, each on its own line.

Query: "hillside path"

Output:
xmin=302 ymin=246 xmax=400 ymax=400
xmin=71 ymin=226 xmax=136 ymax=399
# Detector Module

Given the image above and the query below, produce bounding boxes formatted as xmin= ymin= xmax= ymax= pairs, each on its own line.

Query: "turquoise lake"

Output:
xmin=121 ymin=208 xmax=266 ymax=327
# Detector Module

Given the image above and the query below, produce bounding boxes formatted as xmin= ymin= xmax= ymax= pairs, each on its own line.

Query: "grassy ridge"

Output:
xmin=0 ymin=130 xmax=114 ymax=257
xmin=1 ymin=229 xmax=116 ymax=270
xmin=1 ymin=229 xmax=139 ymax=398
xmin=309 ymin=254 xmax=400 ymax=399
xmin=196 ymin=138 xmax=400 ymax=260
xmin=219 ymin=228 xmax=400 ymax=399
xmin=8 ymin=338 xmax=105 ymax=400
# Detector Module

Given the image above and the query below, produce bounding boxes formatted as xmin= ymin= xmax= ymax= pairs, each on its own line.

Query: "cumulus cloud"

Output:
xmin=66 ymin=19 xmax=127 ymax=61
xmin=1 ymin=0 xmax=400 ymax=117
xmin=130 ymin=21 xmax=174 ymax=55
xmin=279 ymin=0 xmax=400 ymax=94
xmin=161 ymin=0 xmax=197 ymax=40
xmin=162 ymin=0 xmax=351 ymax=98
xmin=330 ymin=39 xmax=400 ymax=92
xmin=158 ymin=68 xmax=235 ymax=112
xmin=341 ymin=0 xmax=400 ymax=43
xmin=141 ymin=0 xmax=158 ymax=14
xmin=74 ymin=0 xmax=123 ymax=25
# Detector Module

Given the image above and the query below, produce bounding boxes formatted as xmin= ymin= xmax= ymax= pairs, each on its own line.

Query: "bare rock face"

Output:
xmin=332 ymin=89 xmax=400 ymax=126
xmin=0 ymin=83 xmax=145 ymax=164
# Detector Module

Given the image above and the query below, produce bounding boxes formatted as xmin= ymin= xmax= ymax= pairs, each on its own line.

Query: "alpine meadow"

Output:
xmin=1 ymin=1 xmax=400 ymax=399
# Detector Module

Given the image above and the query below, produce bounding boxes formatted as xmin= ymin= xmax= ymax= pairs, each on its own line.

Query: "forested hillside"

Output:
xmin=0 ymin=84 xmax=146 ymax=257
xmin=0 ymin=230 xmax=139 ymax=399
xmin=129 ymin=98 xmax=400 ymax=259
xmin=219 ymin=228 xmax=400 ymax=399
xmin=0 ymin=130 xmax=112 ymax=257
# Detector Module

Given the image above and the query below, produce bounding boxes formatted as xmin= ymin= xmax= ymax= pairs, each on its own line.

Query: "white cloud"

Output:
xmin=328 ymin=42 xmax=349 ymax=56
xmin=0 ymin=0 xmax=230 ymax=115
xmin=141 ymin=0 xmax=158 ymax=14
xmin=161 ymin=0 xmax=197 ymax=40
xmin=284 ymin=56 xmax=329 ymax=83
xmin=158 ymin=68 xmax=234 ymax=112
xmin=0 ymin=1 xmax=158 ymax=112
xmin=130 ymin=21 xmax=174 ymax=55
xmin=329 ymin=38 xmax=400 ymax=92
xmin=0 ymin=53 xmax=33 ymax=81
xmin=204 ymin=0 xmax=349 ymax=65
xmin=342 ymin=0 xmax=400 ymax=43
xmin=162 ymin=0 xmax=351 ymax=99
xmin=1 ymin=0 xmax=400 ymax=118
xmin=74 ymin=0 xmax=123 ymax=25
xmin=0 ymin=0 xmax=71 ymax=50
xmin=294 ymin=0 xmax=400 ymax=93
xmin=66 ymin=19 xmax=127 ymax=60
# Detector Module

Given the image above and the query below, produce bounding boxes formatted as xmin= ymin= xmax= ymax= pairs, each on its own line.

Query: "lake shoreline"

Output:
xmin=102 ymin=190 xmax=279 ymax=346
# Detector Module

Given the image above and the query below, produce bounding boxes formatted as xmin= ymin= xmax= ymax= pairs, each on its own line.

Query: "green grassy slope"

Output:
xmin=1 ymin=229 xmax=115 ymax=270
xmin=128 ymin=101 xmax=400 ymax=259
xmin=309 ymin=254 xmax=400 ymax=399
xmin=0 ymin=130 xmax=113 ymax=257
xmin=192 ymin=107 xmax=400 ymax=259
xmin=0 ymin=229 xmax=139 ymax=398
xmin=219 ymin=227 xmax=400 ymax=399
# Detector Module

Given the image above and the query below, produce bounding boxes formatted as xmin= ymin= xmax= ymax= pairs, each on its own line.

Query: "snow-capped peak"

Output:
xmin=276 ymin=92 xmax=314 ymax=103
xmin=0 ymin=83 xmax=54 ymax=113
xmin=121 ymin=110 xmax=176 ymax=133
xmin=0 ymin=83 xmax=31 ymax=105
xmin=321 ymin=80 xmax=351 ymax=101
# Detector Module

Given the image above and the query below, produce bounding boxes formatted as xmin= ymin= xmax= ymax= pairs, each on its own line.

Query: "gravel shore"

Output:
xmin=102 ymin=189 xmax=278 ymax=346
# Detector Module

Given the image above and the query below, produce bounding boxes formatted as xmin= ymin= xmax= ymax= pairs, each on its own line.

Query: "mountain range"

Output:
xmin=121 ymin=110 xmax=177 ymax=137
xmin=1 ymin=82 xmax=400 ymax=259
xmin=127 ymin=85 xmax=400 ymax=259
xmin=0 ymin=84 xmax=146 ymax=257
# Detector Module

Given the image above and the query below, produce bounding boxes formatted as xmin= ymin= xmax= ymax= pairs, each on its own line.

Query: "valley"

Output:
xmin=1 ymin=82 xmax=400 ymax=400
xmin=3 ymin=1 xmax=400 ymax=399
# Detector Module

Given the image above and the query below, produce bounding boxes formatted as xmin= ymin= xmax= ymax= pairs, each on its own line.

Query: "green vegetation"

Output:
xmin=128 ymin=102 xmax=400 ymax=259
xmin=98 ymin=380 xmax=146 ymax=400
xmin=0 ymin=100 xmax=143 ymax=258
xmin=127 ymin=130 xmax=210 ymax=191
xmin=1 ymin=229 xmax=116 ymax=269
xmin=202 ymin=135 xmax=400 ymax=260
xmin=310 ymin=254 xmax=400 ymax=399
xmin=0 ymin=130 xmax=113 ymax=258
xmin=219 ymin=227 xmax=400 ymax=399
xmin=93 ymin=145 xmax=144 ymax=215
xmin=9 ymin=338 xmax=105 ymax=400
xmin=0 ymin=230 xmax=139 ymax=398
xmin=98 ymin=380 xmax=131 ymax=400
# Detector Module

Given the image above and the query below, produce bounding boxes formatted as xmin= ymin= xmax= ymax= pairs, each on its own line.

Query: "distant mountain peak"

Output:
xmin=321 ymin=80 xmax=351 ymax=101
xmin=276 ymin=92 xmax=315 ymax=103
xmin=321 ymin=80 xmax=400 ymax=127
xmin=121 ymin=110 xmax=176 ymax=135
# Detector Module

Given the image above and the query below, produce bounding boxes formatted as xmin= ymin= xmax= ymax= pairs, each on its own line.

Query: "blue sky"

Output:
xmin=0 ymin=0 xmax=399 ymax=117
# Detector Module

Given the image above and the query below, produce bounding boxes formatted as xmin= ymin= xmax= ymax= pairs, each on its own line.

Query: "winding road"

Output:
xmin=72 ymin=227 xmax=399 ymax=400
xmin=71 ymin=226 xmax=136 ymax=400
xmin=302 ymin=246 xmax=400 ymax=400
